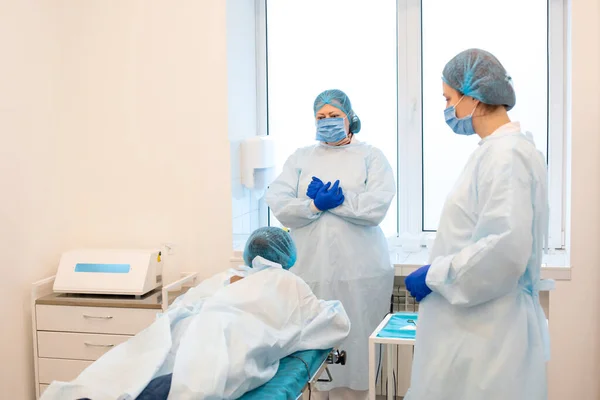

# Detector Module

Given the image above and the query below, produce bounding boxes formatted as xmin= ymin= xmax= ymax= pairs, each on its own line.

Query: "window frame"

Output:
xmin=256 ymin=0 xmax=567 ymax=250
xmin=255 ymin=0 xmax=269 ymax=228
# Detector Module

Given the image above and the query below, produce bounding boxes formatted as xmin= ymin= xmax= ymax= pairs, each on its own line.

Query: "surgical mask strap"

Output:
xmin=454 ymin=95 xmax=466 ymax=108
xmin=469 ymin=101 xmax=479 ymax=117
xmin=453 ymin=95 xmax=479 ymax=118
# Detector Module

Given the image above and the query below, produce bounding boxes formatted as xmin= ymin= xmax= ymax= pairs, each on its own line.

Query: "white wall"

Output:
xmin=0 ymin=2 xmax=64 ymax=398
xmin=0 ymin=1 xmax=230 ymax=398
xmin=547 ymin=1 xmax=600 ymax=399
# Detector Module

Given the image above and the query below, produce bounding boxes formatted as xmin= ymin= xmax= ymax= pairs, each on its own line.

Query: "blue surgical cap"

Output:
xmin=313 ymin=89 xmax=362 ymax=134
xmin=442 ymin=49 xmax=516 ymax=111
xmin=243 ymin=227 xmax=297 ymax=270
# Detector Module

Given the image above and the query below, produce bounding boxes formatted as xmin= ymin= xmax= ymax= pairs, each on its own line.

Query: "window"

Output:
xmin=422 ymin=0 xmax=549 ymax=231
xmin=262 ymin=0 xmax=398 ymax=236
xmin=258 ymin=0 xmax=566 ymax=249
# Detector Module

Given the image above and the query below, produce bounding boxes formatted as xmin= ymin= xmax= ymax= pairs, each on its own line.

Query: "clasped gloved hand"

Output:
xmin=306 ymin=177 xmax=325 ymax=199
xmin=405 ymin=265 xmax=432 ymax=302
xmin=314 ymin=180 xmax=345 ymax=211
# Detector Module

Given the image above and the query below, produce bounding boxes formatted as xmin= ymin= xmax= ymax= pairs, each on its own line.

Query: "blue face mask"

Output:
xmin=444 ymin=96 xmax=478 ymax=136
xmin=316 ymin=117 xmax=348 ymax=142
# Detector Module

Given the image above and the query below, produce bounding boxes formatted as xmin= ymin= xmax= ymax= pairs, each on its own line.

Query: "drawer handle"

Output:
xmin=82 ymin=314 xmax=113 ymax=320
xmin=84 ymin=342 xmax=115 ymax=348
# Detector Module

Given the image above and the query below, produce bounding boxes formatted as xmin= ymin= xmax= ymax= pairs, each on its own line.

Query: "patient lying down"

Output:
xmin=41 ymin=228 xmax=351 ymax=400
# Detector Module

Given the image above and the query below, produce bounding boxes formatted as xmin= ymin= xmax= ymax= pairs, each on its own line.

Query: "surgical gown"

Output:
xmin=266 ymin=141 xmax=396 ymax=390
xmin=405 ymin=122 xmax=553 ymax=400
xmin=40 ymin=257 xmax=351 ymax=400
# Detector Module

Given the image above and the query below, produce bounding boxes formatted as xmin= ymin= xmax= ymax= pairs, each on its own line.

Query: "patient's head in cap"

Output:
xmin=243 ymin=227 xmax=297 ymax=270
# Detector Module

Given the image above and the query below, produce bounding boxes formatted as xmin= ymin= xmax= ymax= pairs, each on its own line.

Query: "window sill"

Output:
xmin=232 ymin=240 xmax=571 ymax=281
xmin=390 ymin=248 xmax=571 ymax=281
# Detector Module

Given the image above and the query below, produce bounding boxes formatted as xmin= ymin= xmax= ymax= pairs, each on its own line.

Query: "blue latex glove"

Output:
xmin=306 ymin=177 xmax=325 ymax=200
xmin=314 ymin=180 xmax=345 ymax=211
xmin=405 ymin=265 xmax=432 ymax=302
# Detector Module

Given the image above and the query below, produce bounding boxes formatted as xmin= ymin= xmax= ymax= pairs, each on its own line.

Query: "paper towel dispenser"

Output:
xmin=240 ymin=136 xmax=276 ymax=192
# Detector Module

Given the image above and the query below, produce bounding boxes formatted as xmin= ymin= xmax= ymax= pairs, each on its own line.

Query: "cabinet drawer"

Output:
xmin=38 ymin=357 xmax=93 ymax=384
xmin=36 ymin=305 xmax=157 ymax=335
xmin=38 ymin=332 xmax=130 ymax=361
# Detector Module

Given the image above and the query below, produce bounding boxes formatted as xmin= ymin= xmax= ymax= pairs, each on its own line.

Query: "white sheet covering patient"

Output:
xmin=41 ymin=228 xmax=351 ymax=400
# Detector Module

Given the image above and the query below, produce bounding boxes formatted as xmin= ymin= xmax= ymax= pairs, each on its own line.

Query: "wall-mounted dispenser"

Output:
xmin=240 ymin=136 xmax=276 ymax=197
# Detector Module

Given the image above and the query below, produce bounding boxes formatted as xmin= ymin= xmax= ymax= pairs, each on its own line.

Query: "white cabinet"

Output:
xmin=36 ymin=304 xmax=157 ymax=335
xmin=31 ymin=273 xmax=198 ymax=399
xmin=38 ymin=358 xmax=93 ymax=384
xmin=37 ymin=331 xmax=132 ymax=361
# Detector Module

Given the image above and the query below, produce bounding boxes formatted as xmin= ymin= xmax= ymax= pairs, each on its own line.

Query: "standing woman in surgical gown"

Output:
xmin=404 ymin=49 xmax=553 ymax=400
xmin=266 ymin=89 xmax=396 ymax=400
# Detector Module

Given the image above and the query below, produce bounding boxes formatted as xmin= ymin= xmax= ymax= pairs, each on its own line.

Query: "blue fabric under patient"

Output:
xmin=241 ymin=349 xmax=330 ymax=400
xmin=134 ymin=349 xmax=331 ymax=400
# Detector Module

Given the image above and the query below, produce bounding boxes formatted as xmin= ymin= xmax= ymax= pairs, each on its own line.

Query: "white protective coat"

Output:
xmin=40 ymin=257 xmax=351 ymax=400
xmin=266 ymin=140 xmax=396 ymax=390
xmin=405 ymin=123 xmax=554 ymax=400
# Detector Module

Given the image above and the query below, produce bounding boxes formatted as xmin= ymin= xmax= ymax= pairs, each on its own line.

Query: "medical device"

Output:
xmin=53 ymin=249 xmax=163 ymax=296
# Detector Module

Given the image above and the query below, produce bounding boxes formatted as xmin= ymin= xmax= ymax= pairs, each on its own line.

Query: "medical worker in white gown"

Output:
xmin=266 ymin=89 xmax=396 ymax=400
xmin=404 ymin=49 xmax=554 ymax=400
xmin=40 ymin=227 xmax=351 ymax=400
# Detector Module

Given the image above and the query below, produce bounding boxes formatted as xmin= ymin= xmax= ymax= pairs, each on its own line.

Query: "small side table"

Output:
xmin=368 ymin=313 xmax=418 ymax=400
